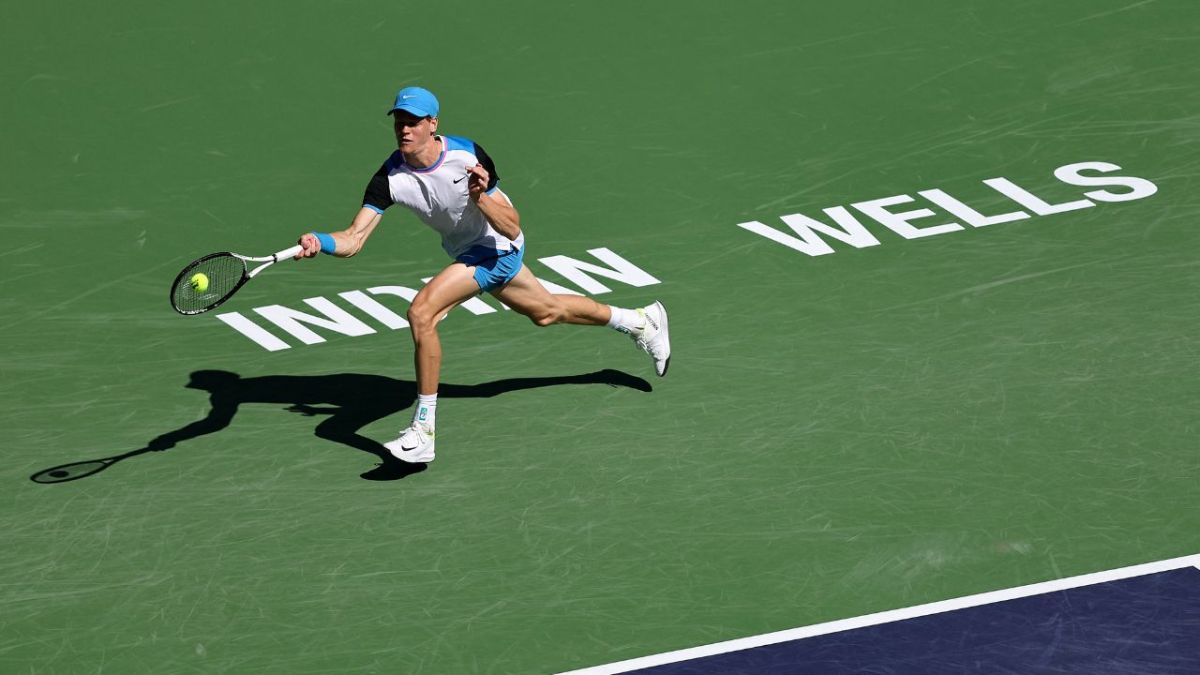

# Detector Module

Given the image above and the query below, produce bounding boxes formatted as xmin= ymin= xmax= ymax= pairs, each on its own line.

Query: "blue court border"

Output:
xmin=560 ymin=554 xmax=1200 ymax=674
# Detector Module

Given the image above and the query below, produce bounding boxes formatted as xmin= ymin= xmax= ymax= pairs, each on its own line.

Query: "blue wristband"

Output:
xmin=312 ymin=232 xmax=336 ymax=255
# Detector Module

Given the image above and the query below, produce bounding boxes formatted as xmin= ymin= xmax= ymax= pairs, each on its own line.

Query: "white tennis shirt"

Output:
xmin=362 ymin=135 xmax=524 ymax=259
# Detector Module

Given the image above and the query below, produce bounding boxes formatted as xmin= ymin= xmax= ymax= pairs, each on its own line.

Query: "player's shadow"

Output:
xmin=30 ymin=369 xmax=652 ymax=483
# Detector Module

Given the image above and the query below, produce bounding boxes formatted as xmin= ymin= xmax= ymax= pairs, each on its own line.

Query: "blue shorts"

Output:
xmin=456 ymin=245 xmax=524 ymax=292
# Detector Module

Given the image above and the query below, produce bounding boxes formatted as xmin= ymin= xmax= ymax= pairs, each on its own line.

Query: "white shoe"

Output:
xmin=383 ymin=424 xmax=436 ymax=463
xmin=633 ymin=301 xmax=670 ymax=377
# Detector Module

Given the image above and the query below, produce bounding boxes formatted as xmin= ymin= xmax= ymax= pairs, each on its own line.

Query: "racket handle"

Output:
xmin=274 ymin=244 xmax=305 ymax=261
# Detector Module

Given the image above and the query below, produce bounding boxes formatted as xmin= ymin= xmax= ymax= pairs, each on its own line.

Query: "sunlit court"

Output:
xmin=4 ymin=2 xmax=1199 ymax=673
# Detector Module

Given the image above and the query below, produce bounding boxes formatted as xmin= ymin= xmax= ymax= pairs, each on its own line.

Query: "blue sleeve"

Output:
xmin=445 ymin=135 xmax=501 ymax=193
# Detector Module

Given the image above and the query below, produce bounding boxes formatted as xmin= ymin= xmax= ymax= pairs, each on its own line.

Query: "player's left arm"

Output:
xmin=466 ymin=143 xmax=521 ymax=240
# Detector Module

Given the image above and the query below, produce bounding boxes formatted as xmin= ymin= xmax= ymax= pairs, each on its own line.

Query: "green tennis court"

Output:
xmin=4 ymin=2 xmax=1198 ymax=672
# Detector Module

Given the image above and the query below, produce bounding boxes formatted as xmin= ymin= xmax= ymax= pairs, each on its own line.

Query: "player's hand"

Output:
xmin=466 ymin=163 xmax=489 ymax=201
xmin=296 ymin=233 xmax=322 ymax=259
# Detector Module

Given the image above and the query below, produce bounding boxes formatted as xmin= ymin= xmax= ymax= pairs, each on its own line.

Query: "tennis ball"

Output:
xmin=189 ymin=273 xmax=209 ymax=293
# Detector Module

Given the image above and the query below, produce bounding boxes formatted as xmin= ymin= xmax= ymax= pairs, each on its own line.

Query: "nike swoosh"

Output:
xmin=400 ymin=443 xmax=418 ymax=451
xmin=453 ymin=175 xmax=468 ymax=184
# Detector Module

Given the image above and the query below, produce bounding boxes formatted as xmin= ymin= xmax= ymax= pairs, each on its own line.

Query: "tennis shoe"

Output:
xmin=384 ymin=423 xmax=436 ymax=463
xmin=633 ymin=301 xmax=670 ymax=377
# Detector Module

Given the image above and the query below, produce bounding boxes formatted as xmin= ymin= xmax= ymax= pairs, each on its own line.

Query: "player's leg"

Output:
xmin=385 ymin=262 xmax=480 ymax=463
xmin=492 ymin=265 xmax=672 ymax=376
xmin=407 ymin=262 xmax=479 ymax=395
xmin=490 ymin=265 xmax=610 ymax=326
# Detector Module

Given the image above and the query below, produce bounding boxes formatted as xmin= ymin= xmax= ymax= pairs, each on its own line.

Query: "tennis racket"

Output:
xmin=170 ymin=244 xmax=304 ymax=315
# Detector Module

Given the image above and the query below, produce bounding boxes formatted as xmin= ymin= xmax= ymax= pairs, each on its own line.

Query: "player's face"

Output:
xmin=393 ymin=112 xmax=437 ymax=153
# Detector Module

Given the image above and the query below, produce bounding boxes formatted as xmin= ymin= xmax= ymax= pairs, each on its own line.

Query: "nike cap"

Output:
xmin=389 ymin=86 xmax=439 ymax=118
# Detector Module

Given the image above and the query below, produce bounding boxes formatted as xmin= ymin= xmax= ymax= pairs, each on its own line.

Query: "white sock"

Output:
xmin=414 ymin=394 xmax=437 ymax=429
xmin=606 ymin=306 xmax=645 ymax=335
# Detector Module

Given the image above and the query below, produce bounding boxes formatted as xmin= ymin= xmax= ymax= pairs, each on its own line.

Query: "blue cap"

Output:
xmin=389 ymin=86 xmax=439 ymax=118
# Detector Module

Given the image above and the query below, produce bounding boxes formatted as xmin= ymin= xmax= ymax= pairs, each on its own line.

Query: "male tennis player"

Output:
xmin=295 ymin=86 xmax=669 ymax=464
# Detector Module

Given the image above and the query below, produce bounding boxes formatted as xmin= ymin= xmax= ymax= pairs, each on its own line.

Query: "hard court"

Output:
xmin=3 ymin=2 xmax=1199 ymax=673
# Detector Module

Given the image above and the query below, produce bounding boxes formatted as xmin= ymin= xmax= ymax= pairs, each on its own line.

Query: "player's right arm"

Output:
xmin=296 ymin=158 xmax=393 ymax=259
xmin=297 ymin=207 xmax=383 ymax=258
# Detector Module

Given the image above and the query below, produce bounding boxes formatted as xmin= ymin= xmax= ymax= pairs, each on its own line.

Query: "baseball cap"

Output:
xmin=388 ymin=86 xmax=439 ymax=118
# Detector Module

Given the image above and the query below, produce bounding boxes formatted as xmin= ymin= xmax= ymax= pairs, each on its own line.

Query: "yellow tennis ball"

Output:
xmin=189 ymin=272 xmax=209 ymax=293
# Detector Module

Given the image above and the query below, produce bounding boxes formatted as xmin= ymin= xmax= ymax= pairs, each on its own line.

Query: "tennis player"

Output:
xmin=295 ymin=86 xmax=670 ymax=464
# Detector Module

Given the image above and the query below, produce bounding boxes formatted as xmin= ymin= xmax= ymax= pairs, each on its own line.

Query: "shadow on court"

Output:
xmin=30 ymin=369 xmax=652 ymax=484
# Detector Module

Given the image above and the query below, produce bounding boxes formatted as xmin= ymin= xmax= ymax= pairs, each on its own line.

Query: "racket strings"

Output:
xmin=172 ymin=255 xmax=246 ymax=313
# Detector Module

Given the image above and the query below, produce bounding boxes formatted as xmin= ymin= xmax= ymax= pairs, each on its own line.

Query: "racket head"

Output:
xmin=170 ymin=252 xmax=250 ymax=315
xmin=30 ymin=459 xmax=114 ymax=483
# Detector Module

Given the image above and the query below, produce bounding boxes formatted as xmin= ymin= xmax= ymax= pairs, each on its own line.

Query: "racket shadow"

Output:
xmin=30 ymin=447 xmax=157 ymax=484
xmin=30 ymin=368 xmax=652 ymax=484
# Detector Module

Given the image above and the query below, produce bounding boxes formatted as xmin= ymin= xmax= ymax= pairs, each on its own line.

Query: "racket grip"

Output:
xmin=275 ymin=244 xmax=305 ymax=261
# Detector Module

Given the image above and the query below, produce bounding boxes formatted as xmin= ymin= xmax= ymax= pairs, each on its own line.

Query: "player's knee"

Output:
xmin=407 ymin=303 xmax=438 ymax=334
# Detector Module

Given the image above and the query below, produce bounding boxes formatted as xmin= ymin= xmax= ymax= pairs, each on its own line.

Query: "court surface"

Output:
xmin=3 ymin=2 xmax=1199 ymax=673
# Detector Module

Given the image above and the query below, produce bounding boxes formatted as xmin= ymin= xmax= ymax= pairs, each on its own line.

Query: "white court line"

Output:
xmin=559 ymin=553 xmax=1200 ymax=675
